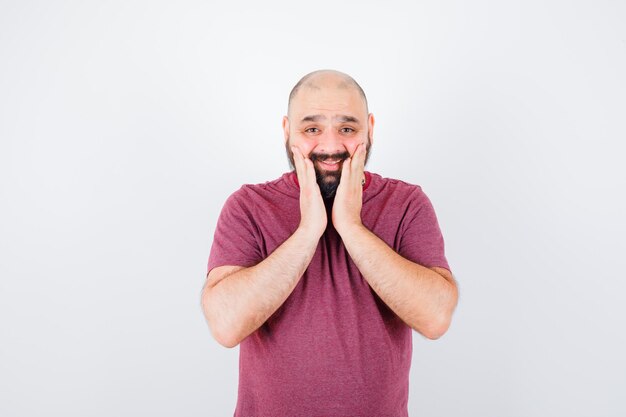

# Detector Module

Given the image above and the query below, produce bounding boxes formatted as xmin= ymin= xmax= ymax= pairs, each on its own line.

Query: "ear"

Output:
xmin=282 ymin=116 xmax=290 ymax=144
xmin=367 ymin=113 xmax=375 ymax=146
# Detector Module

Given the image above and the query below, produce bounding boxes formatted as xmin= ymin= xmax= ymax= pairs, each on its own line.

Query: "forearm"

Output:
xmin=339 ymin=224 xmax=458 ymax=339
xmin=204 ymin=227 xmax=319 ymax=347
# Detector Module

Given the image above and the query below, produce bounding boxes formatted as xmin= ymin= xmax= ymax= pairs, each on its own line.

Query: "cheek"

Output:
xmin=291 ymin=137 xmax=316 ymax=155
xmin=345 ymin=140 xmax=363 ymax=155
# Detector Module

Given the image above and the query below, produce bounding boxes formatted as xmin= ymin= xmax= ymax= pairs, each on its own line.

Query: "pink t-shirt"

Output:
xmin=207 ymin=171 xmax=451 ymax=417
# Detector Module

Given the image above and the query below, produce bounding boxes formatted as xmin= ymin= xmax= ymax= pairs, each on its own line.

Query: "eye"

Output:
xmin=305 ymin=127 xmax=320 ymax=133
xmin=340 ymin=127 xmax=355 ymax=133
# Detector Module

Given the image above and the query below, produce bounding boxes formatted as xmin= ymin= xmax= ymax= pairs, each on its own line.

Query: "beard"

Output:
xmin=285 ymin=135 xmax=372 ymax=201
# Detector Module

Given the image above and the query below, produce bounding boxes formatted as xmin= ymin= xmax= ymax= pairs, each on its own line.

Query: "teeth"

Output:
xmin=322 ymin=160 xmax=340 ymax=164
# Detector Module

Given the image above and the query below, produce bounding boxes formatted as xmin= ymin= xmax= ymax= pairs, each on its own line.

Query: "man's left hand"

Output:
xmin=332 ymin=142 xmax=367 ymax=236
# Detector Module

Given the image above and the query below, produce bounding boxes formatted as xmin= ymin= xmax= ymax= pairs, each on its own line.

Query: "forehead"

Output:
xmin=290 ymin=83 xmax=367 ymax=121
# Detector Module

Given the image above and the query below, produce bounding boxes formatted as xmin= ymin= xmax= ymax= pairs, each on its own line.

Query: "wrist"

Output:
xmin=295 ymin=222 xmax=325 ymax=242
xmin=335 ymin=220 xmax=365 ymax=239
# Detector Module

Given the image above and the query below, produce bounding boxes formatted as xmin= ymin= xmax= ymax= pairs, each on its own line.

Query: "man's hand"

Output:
xmin=332 ymin=142 xmax=366 ymax=236
xmin=291 ymin=145 xmax=327 ymax=239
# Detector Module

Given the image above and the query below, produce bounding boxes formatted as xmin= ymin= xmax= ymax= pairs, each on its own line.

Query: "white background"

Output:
xmin=1 ymin=1 xmax=625 ymax=416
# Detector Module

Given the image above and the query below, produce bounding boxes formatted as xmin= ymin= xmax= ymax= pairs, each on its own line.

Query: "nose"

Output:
xmin=315 ymin=129 xmax=346 ymax=155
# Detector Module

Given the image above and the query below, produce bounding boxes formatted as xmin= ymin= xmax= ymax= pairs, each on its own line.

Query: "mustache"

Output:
xmin=309 ymin=151 xmax=350 ymax=163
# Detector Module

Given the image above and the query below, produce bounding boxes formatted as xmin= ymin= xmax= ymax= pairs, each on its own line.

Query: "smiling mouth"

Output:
xmin=309 ymin=150 xmax=350 ymax=171
xmin=317 ymin=159 xmax=344 ymax=170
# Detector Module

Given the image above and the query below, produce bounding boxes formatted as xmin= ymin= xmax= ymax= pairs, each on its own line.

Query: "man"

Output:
xmin=201 ymin=69 xmax=458 ymax=416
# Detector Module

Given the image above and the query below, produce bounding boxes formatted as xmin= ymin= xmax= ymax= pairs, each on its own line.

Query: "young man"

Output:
xmin=201 ymin=69 xmax=458 ymax=416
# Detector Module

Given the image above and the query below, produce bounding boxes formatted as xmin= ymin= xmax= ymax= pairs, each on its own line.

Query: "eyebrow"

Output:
xmin=300 ymin=114 xmax=361 ymax=124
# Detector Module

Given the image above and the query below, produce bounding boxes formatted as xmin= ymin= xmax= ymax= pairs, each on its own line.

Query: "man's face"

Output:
xmin=283 ymin=80 xmax=374 ymax=200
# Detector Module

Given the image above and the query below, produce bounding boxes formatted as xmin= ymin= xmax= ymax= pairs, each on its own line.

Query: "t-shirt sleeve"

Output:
xmin=207 ymin=188 xmax=263 ymax=274
xmin=398 ymin=187 xmax=451 ymax=272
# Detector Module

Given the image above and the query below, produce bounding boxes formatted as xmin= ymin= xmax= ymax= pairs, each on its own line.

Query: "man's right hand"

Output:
xmin=203 ymin=154 xmax=326 ymax=347
xmin=291 ymin=145 xmax=327 ymax=239
xmin=203 ymin=148 xmax=327 ymax=347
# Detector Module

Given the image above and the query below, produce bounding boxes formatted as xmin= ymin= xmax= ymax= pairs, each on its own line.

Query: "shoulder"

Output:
xmin=365 ymin=171 xmax=428 ymax=203
xmin=367 ymin=171 xmax=422 ymax=190
xmin=222 ymin=172 xmax=298 ymax=210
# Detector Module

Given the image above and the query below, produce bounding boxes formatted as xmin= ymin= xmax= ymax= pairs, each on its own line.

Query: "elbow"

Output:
xmin=422 ymin=282 xmax=459 ymax=340
xmin=201 ymin=287 xmax=241 ymax=349
xmin=420 ymin=314 xmax=452 ymax=340
xmin=213 ymin=329 xmax=241 ymax=349
xmin=418 ymin=299 xmax=458 ymax=340
xmin=206 ymin=313 xmax=242 ymax=349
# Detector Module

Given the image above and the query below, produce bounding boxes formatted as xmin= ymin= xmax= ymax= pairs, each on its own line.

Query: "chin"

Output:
xmin=316 ymin=173 xmax=340 ymax=199
xmin=316 ymin=171 xmax=340 ymax=184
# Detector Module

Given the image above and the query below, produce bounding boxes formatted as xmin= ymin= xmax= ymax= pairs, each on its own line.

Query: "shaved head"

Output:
xmin=287 ymin=69 xmax=369 ymax=116
xmin=283 ymin=69 xmax=375 ymax=200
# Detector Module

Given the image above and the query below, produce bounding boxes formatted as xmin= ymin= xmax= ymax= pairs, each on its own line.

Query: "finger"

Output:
xmin=351 ymin=143 xmax=366 ymax=187
xmin=293 ymin=145 xmax=319 ymax=189
xmin=351 ymin=142 xmax=366 ymax=180
xmin=303 ymin=157 xmax=316 ymax=184
xmin=340 ymin=155 xmax=351 ymax=184
xmin=291 ymin=146 xmax=308 ymax=184
xmin=291 ymin=146 xmax=302 ymax=173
